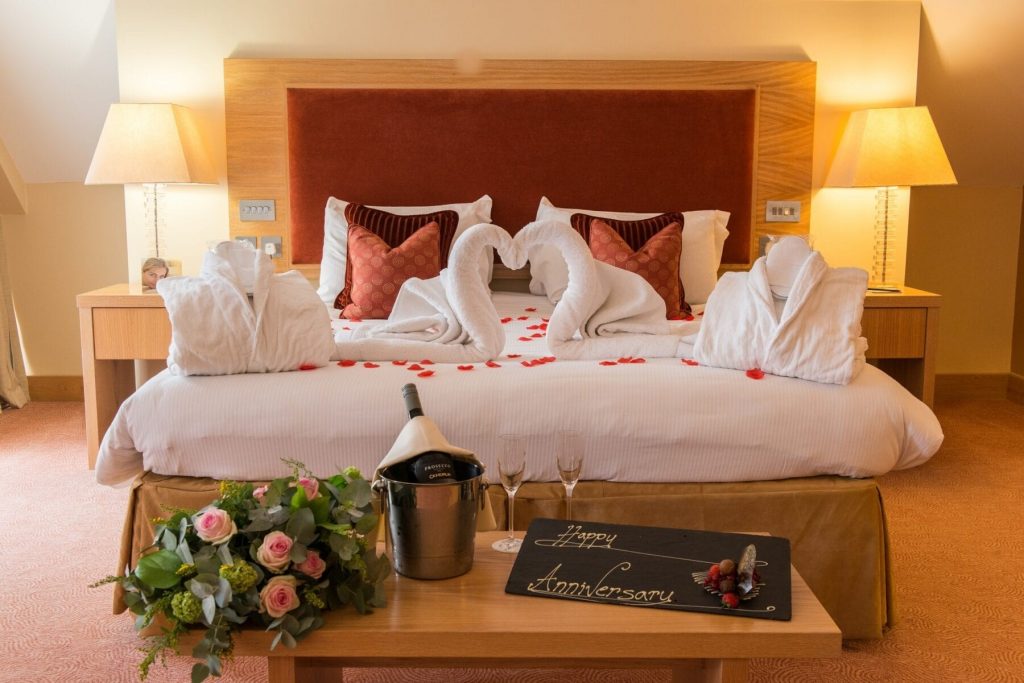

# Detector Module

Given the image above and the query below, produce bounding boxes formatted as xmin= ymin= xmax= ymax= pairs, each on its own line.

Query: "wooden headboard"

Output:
xmin=225 ymin=59 xmax=815 ymax=280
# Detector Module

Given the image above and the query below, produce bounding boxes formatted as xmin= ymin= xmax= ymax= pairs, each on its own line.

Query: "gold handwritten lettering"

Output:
xmin=526 ymin=561 xmax=675 ymax=605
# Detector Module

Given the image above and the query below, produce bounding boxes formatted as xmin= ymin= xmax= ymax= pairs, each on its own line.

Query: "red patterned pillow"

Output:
xmin=587 ymin=218 xmax=685 ymax=319
xmin=569 ymin=211 xmax=686 ymax=251
xmin=335 ymin=204 xmax=459 ymax=309
xmin=342 ymin=222 xmax=441 ymax=320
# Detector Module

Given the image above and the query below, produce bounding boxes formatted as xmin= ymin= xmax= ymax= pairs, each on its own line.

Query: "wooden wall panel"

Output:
xmin=224 ymin=59 xmax=815 ymax=280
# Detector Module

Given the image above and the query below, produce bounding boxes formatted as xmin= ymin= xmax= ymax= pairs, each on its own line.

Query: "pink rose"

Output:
xmin=296 ymin=477 xmax=320 ymax=501
xmin=253 ymin=485 xmax=269 ymax=503
xmin=256 ymin=531 xmax=293 ymax=573
xmin=294 ymin=549 xmax=326 ymax=579
xmin=194 ymin=508 xmax=236 ymax=545
xmin=259 ymin=575 xmax=300 ymax=618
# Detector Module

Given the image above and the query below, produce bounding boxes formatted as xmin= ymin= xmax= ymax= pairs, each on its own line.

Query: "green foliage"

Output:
xmin=95 ymin=460 xmax=390 ymax=683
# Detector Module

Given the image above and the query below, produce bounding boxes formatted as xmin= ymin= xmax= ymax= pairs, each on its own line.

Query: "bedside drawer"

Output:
xmin=92 ymin=308 xmax=172 ymax=359
xmin=861 ymin=308 xmax=926 ymax=359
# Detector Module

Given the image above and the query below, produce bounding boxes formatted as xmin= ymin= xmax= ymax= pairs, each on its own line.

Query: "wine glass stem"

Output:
xmin=508 ymin=491 xmax=516 ymax=541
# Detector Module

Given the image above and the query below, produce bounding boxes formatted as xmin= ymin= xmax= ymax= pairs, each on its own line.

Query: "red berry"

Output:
xmin=708 ymin=564 xmax=721 ymax=580
xmin=721 ymin=593 xmax=740 ymax=609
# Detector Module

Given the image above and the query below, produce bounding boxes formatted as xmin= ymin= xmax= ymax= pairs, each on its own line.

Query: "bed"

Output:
xmin=98 ymin=58 xmax=942 ymax=639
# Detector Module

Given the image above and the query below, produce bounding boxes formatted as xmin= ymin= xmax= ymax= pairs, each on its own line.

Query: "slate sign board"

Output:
xmin=505 ymin=518 xmax=791 ymax=621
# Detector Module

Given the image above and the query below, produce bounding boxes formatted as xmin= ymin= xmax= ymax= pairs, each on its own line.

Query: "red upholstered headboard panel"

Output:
xmin=286 ymin=88 xmax=756 ymax=266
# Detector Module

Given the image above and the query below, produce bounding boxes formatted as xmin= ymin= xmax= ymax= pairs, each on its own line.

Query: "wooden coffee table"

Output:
xmin=215 ymin=531 xmax=840 ymax=682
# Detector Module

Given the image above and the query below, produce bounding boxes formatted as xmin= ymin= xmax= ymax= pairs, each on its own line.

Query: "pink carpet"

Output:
xmin=1 ymin=399 xmax=1022 ymax=682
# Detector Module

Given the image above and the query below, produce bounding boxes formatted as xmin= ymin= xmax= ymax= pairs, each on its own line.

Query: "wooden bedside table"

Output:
xmin=862 ymin=286 xmax=941 ymax=407
xmin=78 ymin=284 xmax=171 ymax=468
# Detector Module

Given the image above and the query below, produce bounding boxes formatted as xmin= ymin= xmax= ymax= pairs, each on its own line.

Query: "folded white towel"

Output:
xmin=333 ymin=223 xmax=511 ymax=363
xmin=158 ymin=241 xmax=335 ymax=376
xmin=694 ymin=249 xmax=868 ymax=384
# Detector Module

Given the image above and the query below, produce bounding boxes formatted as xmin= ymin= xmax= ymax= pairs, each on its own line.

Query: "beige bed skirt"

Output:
xmin=116 ymin=472 xmax=893 ymax=640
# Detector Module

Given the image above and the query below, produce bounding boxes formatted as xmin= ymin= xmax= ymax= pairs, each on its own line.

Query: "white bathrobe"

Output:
xmin=694 ymin=251 xmax=868 ymax=385
xmin=157 ymin=242 xmax=335 ymax=376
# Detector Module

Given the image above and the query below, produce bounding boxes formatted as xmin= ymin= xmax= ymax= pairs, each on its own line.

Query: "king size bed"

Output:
xmin=96 ymin=58 xmax=942 ymax=639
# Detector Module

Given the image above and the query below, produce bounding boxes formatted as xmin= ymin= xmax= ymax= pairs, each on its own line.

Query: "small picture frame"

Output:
xmin=141 ymin=257 xmax=181 ymax=291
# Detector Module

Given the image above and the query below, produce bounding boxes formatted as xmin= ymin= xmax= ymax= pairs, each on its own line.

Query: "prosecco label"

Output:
xmin=505 ymin=518 xmax=792 ymax=621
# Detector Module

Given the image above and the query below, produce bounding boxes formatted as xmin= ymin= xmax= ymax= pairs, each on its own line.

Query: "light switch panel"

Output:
xmin=765 ymin=200 xmax=801 ymax=223
xmin=240 ymin=199 xmax=276 ymax=222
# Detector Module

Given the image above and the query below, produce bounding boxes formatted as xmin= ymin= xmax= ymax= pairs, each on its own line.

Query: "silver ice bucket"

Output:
xmin=375 ymin=459 xmax=486 ymax=580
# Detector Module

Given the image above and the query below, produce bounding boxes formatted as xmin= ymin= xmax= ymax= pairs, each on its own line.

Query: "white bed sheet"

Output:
xmin=96 ymin=293 xmax=943 ymax=487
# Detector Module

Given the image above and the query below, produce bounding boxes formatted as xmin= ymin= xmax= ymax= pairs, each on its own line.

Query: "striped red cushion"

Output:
xmin=571 ymin=213 xmax=690 ymax=316
xmin=335 ymin=204 xmax=458 ymax=309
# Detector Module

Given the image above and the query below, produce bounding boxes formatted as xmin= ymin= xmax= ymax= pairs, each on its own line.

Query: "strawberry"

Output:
xmin=721 ymin=593 xmax=740 ymax=609
xmin=707 ymin=564 xmax=721 ymax=580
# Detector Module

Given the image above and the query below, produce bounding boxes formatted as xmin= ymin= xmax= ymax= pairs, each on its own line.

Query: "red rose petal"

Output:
xmin=521 ymin=360 xmax=535 ymax=367
xmin=420 ymin=360 xmax=435 ymax=365
xmin=407 ymin=364 xmax=424 ymax=371
xmin=298 ymin=363 xmax=317 ymax=371
xmin=531 ymin=333 xmax=544 ymax=338
xmin=698 ymin=311 xmax=705 ymax=317
xmin=338 ymin=359 xmax=357 ymax=367
xmin=348 ymin=317 xmax=363 ymax=323
xmin=518 ymin=336 xmax=533 ymax=342
xmin=526 ymin=324 xmax=541 ymax=330
xmin=517 ymin=316 xmax=529 ymax=321
xmin=541 ymin=317 xmax=549 ymax=322
xmin=507 ymin=354 xmax=522 ymax=359
xmin=542 ymin=356 xmax=556 ymax=363
xmin=485 ymin=360 xmax=501 ymax=368
xmin=525 ymin=307 xmax=537 ymax=312
xmin=342 ymin=326 xmax=351 ymax=331
xmin=417 ymin=370 xmax=435 ymax=378
xmin=684 ymin=314 xmax=695 ymax=321
xmin=599 ymin=360 xmax=618 ymax=366
xmin=617 ymin=357 xmax=633 ymax=364
xmin=457 ymin=365 xmax=474 ymax=371
xmin=363 ymin=362 xmax=380 ymax=368
xmin=746 ymin=368 xmax=765 ymax=380
xmin=682 ymin=359 xmax=699 ymax=366
xmin=500 ymin=317 xmax=513 ymax=324
xmin=392 ymin=360 xmax=407 ymax=366
xmin=629 ymin=358 xmax=646 ymax=364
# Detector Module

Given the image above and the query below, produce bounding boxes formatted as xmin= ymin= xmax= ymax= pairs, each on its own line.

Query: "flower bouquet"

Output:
xmin=95 ymin=460 xmax=390 ymax=683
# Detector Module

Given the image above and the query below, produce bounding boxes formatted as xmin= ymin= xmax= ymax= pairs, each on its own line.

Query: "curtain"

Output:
xmin=0 ymin=220 xmax=29 ymax=410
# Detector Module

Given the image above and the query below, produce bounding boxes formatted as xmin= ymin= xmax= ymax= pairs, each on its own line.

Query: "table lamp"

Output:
xmin=826 ymin=106 xmax=956 ymax=292
xmin=85 ymin=103 xmax=216 ymax=264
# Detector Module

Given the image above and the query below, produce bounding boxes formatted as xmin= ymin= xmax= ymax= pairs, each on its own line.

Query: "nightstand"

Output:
xmin=77 ymin=284 xmax=171 ymax=468
xmin=861 ymin=286 xmax=941 ymax=407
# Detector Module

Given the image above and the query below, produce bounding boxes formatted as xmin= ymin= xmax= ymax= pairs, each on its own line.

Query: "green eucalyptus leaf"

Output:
xmin=217 ymin=544 xmax=233 ymax=567
xmin=280 ymin=630 xmax=297 ymax=649
xmin=289 ymin=542 xmax=308 ymax=564
xmin=192 ymin=638 xmax=211 ymax=660
xmin=345 ymin=479 xmax=373 ymax=508
xmin=207 ymin=654 xmax=222 ymax=677
xmin=135 ymin=549 xmax=183 ymax=589
xmin=159 ymin=527 xmax=178 ymax=551
xmin=355 ymin=512 xmax=378 ymax=534
xmin=286 ymin=507 xmax=316 ymax=545
xmin=270 ymin=630 xmax=283 ymax=650
xmin=175 ymin=540 xmax=194 ymax=565
xmin=202 ymin=594 xmax=216 ymax=624
xmin=214 ymin=577 xmax=232 ymax=608
xmin=191 ymin=663 xmax=210 ymax=683
xmin=309 ymin=495 xmax=331 ymax=525
xmin=290 ymin=483 xmax=309 ymax=510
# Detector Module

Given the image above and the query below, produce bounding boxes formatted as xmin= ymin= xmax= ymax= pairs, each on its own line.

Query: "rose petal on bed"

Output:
xmin=407 ymin=364 xmax=424 ymax=371
xmin=298 ymin=363 xmax=317 ymax=371
xmin=526 ymin=324 xmax=541 ymax=330
xmin=746 ymin=368 xmax=765 ymax=380
xmin=684 ymin=314 xmax=695 ymax=321
xmin=682 ymin=359 xmax=700 ymax=366
xmin=521 ymin=360 xmax=536 ymax=367
xmin=337 ymin=360 xmax=356 ymax=367
xmin=530 ymin=333 xmax=544 ymax=338
xmin=392 ymin=360 xmax=407 ymax=366
xmin=629 ymin=358 xmax=646 ymax=364
xmin=525 ymin=307 xmax=537 ymax=312
xmin=541 ymin=356 xmax=556 ymax=363
xmin=500 ymin=317 xmax=512 ymax=324
xmin=348 ymin=317 xmax=363 ymax=323
xmin=698 ymin=311 xmax=705 ymax=317
xmin=420 ymin=359 xmax=435 ymax=365
xmin=541 ymin=317 xmax=549 ymax=322
xmin=617 ymin=357 xmax=633 ymax=364
xmin=507 ymin=354 xmax=522 ymax=359
xmin=517 ymin=316 xmax=529 ymax=320
xmin=599 ymin=360 xmax=618 ymax=366
xmin=417 ymin=370 xmax=435 ymax=378
xmin=363 ymin=362 xmax=380 ymax=368
xmin=485 ymin=360 xmax=501 ymax=368
xmin=517 ymin=336 xmax=533 ymax=342
xmin=457 ymin=365 xmax=474 ymax=371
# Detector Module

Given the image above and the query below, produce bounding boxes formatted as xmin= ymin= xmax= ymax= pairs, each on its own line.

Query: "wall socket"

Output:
xmin=261 ymin=235 xmax=282 ymax=259
xmin=235 ymin=235 xmax=257 ymax=249
xmin=240 ymin=199 xmax=276 ymax=221
xmin=765 ymin=200 xmax=801 ymax=223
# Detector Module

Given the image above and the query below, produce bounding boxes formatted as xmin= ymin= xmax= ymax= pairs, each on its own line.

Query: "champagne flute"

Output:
xmin=492 ymin=436 xmax=526 ymax=553
xmin=557 ymin=432 xmax=583 ymax=520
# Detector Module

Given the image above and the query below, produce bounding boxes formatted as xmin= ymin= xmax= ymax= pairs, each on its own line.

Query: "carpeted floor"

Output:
xmin=1 ymin=398 xmax=1021 ymax=682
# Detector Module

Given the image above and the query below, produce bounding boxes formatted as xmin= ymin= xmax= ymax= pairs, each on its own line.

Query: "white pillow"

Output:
xmin=528 ymin=197 xmax=730 ymax=305
xmin=316 ymin=195 xmax=493 ymax=311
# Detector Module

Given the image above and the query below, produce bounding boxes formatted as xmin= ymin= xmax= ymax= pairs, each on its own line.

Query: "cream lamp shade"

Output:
xmin=826 ymin=106 xmax=956 ymax=188
xmin=826 ymin=106 xmax=956 ymax=290
xmin=85 ymin=103 xmax=215 ymax=185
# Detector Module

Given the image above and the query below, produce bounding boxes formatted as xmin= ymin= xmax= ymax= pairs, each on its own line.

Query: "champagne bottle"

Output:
xmin=402 ymin=383 xmax=457 ymax=483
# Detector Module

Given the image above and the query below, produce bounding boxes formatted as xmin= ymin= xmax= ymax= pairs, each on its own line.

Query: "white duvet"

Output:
xmin=96 ymin=293 xmax=943 ymax=488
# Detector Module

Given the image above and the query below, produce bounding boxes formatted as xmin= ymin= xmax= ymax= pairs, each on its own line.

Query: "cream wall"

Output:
xmin=3 ymin=183 xmax=126 ymax=376
xmin=115 ymin=0 xmax=922 ymax=280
